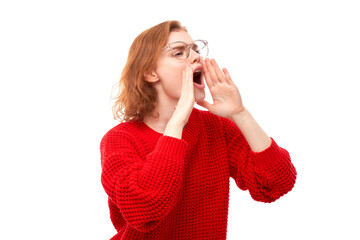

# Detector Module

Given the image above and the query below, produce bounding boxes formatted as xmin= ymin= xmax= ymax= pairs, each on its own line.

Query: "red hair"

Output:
xmin=111 ymin=20 xmax=187 ymax=122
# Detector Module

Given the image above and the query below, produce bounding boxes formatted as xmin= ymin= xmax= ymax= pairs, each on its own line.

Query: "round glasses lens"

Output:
xmin=169 ymin=42 xmax=188 ymax=60
xmin=193 ymin=40 xmax=208 ymax=58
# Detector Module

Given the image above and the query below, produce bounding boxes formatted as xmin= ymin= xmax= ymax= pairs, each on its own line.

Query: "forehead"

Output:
xmin=166 ymin=31 xmax=194 ymax=45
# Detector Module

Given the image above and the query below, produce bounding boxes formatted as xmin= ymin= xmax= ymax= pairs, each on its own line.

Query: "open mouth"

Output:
xmin=193 ymin=70 xmax=202 ymax=85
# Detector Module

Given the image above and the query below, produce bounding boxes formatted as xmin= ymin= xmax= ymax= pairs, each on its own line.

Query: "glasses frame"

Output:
xmin=162 ymin=40 xmax=209 ymax=60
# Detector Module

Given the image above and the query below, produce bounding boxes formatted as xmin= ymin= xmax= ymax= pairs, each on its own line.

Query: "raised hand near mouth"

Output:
xmin=197 ymin=58 xmax=245 ymax=120
xmin=164 ymin=64 xmax=195 ymax=139
xmin=198 ymin=58 xmax=272 ymax=152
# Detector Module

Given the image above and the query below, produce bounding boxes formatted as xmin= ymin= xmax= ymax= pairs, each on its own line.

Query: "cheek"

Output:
xmin=161 ymin=66 xmax=184 ymax=86
xmin=165 ymin=69 xmax=182 ymax=87
xmin=156 ymin=68 xmax=183 ymax=98
xmin=156 ymin=60 xmax=190 ymax=98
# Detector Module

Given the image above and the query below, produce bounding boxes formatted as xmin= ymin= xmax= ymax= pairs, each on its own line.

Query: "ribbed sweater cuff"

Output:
xmin=154 ymin=136 xmax=189 ymax=159
xmin=251 ymin=138 xmax=285 ymax=170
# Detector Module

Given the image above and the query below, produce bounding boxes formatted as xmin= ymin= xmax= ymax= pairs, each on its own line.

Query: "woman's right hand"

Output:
xmin=164 ymin=65 xmax=195 ymax=139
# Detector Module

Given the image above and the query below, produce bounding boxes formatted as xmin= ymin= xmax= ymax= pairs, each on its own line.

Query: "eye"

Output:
xmin=171 ymin=45 xmax=187 ymax=57
xmin=173 ymin=51 xmax=185 ymax=57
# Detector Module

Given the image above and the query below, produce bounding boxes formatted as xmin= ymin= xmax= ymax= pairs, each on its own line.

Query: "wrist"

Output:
xmin=163 ymin=120 xmax=185 ymax=139
xmin=230 ymin=107 xmax=249 ymax=123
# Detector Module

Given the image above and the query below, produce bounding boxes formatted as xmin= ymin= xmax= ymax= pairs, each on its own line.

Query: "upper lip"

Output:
xmin=193 ymin=65 xmax=203 ymax=73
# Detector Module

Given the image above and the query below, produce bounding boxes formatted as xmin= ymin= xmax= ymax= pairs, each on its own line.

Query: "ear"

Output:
xmin=144 ymin=70 xmax=160 ymax=83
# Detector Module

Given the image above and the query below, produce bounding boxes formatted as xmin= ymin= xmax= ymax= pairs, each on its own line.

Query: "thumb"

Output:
xmin=196 ymin=100 xmax=212 ymax=110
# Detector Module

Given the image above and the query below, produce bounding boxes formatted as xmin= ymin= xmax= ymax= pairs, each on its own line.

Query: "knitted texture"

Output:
xmin=100 ymin=108 xmax=297 ymax=240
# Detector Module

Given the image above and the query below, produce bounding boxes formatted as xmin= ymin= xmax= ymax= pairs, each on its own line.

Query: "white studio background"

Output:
xmin=0 ymin=0 xmax=359 ymax=239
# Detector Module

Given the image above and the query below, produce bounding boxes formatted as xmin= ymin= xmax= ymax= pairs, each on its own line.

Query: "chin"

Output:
xmin=194 ymin=90 xmax=206 ymax=103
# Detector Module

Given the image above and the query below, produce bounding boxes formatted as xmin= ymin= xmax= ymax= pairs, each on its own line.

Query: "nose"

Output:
xmin=189 ymin=48 xmax=201 ymax=64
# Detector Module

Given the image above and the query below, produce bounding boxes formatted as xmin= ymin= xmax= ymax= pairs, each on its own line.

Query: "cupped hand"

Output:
xmin=197 ymin=58 xmax=245 ymax=119
xmin=171 ymin=64 xmax=195 ymax=127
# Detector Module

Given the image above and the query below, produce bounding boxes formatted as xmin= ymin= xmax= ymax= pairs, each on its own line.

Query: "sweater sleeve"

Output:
xmin=222 ymin=117 xmax=297 ymax=203
xmin=100 ymin=130 xmax=188 ymax=232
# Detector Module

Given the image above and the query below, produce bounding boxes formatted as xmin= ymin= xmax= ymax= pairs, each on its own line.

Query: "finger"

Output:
xmin=203 ymin=58 xmax=215 ymax=87
xmin=184 ymin=65 xmax=194 ymax=97
xmin=196 ymin=100 xmax=212 ymax=110
xmin=205 ymin=58 xmax=219 ymax=86
xmin=181 ymin=68 xmax=187 ymax=93
xmin=181 ymin=67 xmax=191 ymax=97
xmin=186 ymin=65 xmax=195 ymax=103
xmin=222 ymin=67 xmax=233 ymax=85
xmin=187 ymin=65 xmax=194 ymax=88
xmin=211 ymin=59 xmax=226 ymax=83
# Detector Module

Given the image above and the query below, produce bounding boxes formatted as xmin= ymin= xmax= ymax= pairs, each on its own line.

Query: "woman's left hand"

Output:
xmin=197 ymin=58 xmax=245 ymax=119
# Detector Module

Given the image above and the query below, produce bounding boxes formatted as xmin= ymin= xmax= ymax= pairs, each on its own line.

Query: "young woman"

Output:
xmin=100 ymin=20 xmax=297 ymax=240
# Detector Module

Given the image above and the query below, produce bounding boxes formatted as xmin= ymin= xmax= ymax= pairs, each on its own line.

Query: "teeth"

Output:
xmin=195 ymin=69 xmax=201 ymax=73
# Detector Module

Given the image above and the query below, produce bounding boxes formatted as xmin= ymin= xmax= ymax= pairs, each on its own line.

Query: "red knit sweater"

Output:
xmin=100 ymin=108 xmax=296 ymax=239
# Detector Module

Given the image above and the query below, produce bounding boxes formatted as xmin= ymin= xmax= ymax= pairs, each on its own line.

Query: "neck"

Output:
xmin=143 ymin=96 xmax=178 ymax=134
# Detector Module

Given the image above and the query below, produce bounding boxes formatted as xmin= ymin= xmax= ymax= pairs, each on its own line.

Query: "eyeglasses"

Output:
xmin=163 ymin=40 xmax=209 ymax=60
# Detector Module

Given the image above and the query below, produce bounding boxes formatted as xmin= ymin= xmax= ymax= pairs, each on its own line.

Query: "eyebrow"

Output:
xmin=192 ymin=43 xmax=199 ymax=49
xmin=172 ymin=45 xmax=186 ymax=49
xmin=165 ymin=42 xmax=186 ymax=51
xmin=163 ymin=41 xmax=192 ymax=54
